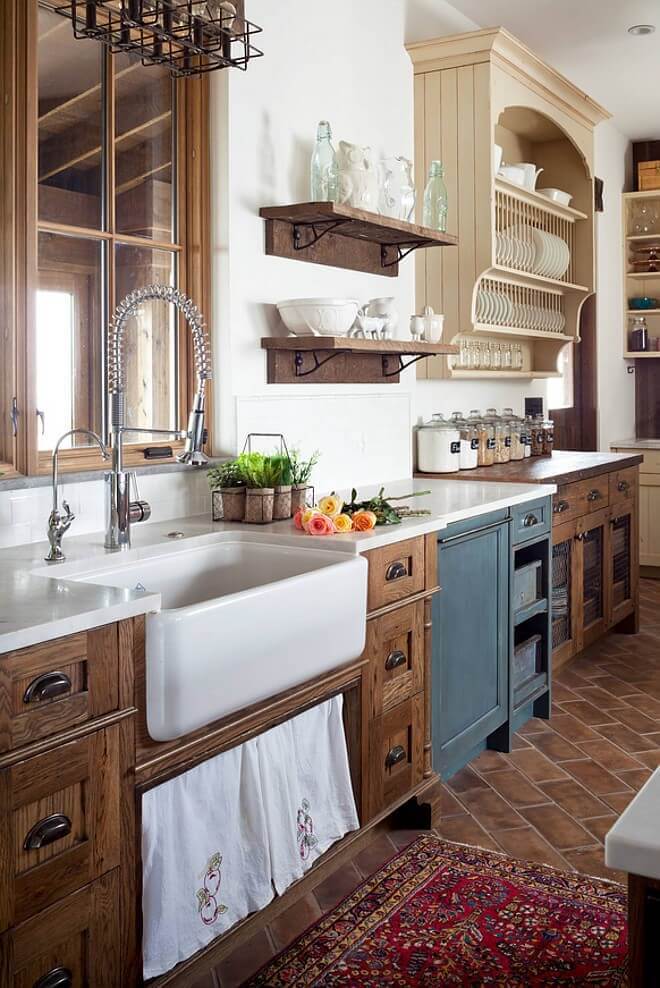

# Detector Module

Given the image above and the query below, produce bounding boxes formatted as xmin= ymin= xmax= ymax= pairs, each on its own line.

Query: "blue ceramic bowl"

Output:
xmin=629 ymin=296 xmax=658 ymax=310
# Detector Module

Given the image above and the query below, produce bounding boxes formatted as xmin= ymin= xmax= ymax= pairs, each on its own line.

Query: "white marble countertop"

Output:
xmin=605 ymin=767 xmax=660 ymax=880
xmin=610 ymin=438 xmax=660 ymax=450
xmin=0 ymin=476 xmax=555 ymax=655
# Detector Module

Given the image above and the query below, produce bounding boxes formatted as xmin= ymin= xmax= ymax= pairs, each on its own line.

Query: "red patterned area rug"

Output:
xmin=246 ymin=834 xmax=628 ymax=987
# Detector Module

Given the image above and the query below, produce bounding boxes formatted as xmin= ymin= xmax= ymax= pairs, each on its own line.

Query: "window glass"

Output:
xmin=37 ymin=8 xmax=103 ymax=228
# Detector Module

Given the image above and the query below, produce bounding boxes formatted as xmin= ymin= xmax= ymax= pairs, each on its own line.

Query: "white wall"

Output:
xmin=594 ymin=120 xmax=635 ymax=449
xmin=208 ymin=0 xmax=562 ymax=492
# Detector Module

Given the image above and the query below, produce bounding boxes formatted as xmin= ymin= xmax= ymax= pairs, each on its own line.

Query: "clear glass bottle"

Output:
xmin=472 ymin=340 xmax=482 ymax=370
xmin=481 ymin=341 xmax=492 ymax=370
xmin=422 ymin=160 xmax=448 ymax=232
xmin=513 ymin=343 xmax=523 ymax=370
xmin=501 ymin=343 xmax=512 ymax=369
xmin=310 ymin=120 xmax=338 ymax=202
xmin=491 ymin=342 xmax=502 ymax=369
xmin=459 ymin=338 xmax=469 ymax=369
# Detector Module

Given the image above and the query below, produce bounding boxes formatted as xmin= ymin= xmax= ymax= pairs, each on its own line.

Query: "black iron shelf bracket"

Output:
xmin=381 ymin=239 xmax=437 ymax=269
xmin=292 ymin=220 xmax=349 ymax=251
xmin=294 ymin=349 xmax=344 ymax=377
xmin=381 ymin=354 xmax=429 ymax=377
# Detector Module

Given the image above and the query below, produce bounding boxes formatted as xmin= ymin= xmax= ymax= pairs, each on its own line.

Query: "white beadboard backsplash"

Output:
xmin=0 ymin=470 xmax=211 ymax=549
xmin=236 ymin=393 xmax=413 ymax=494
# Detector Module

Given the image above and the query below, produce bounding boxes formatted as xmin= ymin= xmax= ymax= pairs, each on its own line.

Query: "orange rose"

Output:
xmin=352 ymin=510 xmax=377 ymax=532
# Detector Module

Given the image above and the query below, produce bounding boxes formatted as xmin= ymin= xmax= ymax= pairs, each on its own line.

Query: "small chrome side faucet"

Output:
xmin=45 ymin=429 xmax=109 ymax=563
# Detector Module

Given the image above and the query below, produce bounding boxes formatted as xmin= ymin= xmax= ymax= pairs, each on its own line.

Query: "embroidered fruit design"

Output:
xmin=196 ymin=852 xmax=228 ymax=926
xmin=296 ymin=799 xmax=319 ymax=861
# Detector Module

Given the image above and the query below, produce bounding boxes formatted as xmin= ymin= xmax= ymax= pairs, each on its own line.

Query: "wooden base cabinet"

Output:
xmin=611 ymin=447 xmax=660 ymax=570
xmin=551 ymin=475 xmax=639 ymax=667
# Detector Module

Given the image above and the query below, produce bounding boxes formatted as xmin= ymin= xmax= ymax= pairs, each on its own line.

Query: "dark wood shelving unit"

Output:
xmin=262 ymin=336 xmax=459 ymax=384
xmin=259 ymin=201 xmax=458 ymax=277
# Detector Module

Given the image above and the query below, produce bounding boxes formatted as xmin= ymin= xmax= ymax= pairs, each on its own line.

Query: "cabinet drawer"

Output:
xmin=552 ymin=484 xmax=582 ymax=527
xmin=575 ymin=476 xmax=609 ymax=514
xmin=0 ymin=727 xmax=121 ymax=931
xmin=0 ymin=869 xmax=120 ymax=987
xmin=609 ymin=466 xmax=638 ymax=508
xmin=366 ymin=601 xmax=424 ymax=719
xmin=368 ymin=694 xmax=424 ymax=817
xmin=366 ymin=538 xmax=425 ymax=612
xmin=511 ymin=499 xmax=550 ymax=543
xmin=0 ymin=627 xmax=119 ymax=755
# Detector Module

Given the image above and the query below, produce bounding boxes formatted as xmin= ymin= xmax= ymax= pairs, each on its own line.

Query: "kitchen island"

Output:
xmin=418 ymin=450 xmax=643 ymax=668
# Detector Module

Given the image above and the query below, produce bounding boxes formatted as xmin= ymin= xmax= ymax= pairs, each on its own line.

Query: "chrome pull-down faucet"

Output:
xmin=105 ymin=284 xmax=213 ymax=551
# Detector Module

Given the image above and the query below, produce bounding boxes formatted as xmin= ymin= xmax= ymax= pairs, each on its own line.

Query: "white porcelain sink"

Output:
xmin=54 ymin=535 xmax=367 ymax=741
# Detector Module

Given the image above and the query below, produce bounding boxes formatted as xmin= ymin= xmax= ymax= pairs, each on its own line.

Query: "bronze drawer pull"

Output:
xmin=553 ymin=500 xmax=570 ymax=514
xmin=385 ymin=649 xmax=407 ymax=671
xmin=617 ymin=480 xmax=630 ymax=493
xmin=33 ymin=969 xmax=72 ymax=988
xmin=385 ymin=561 xmax=407 ymax=582
xmin=23 ymin=671 xmax=71 ymax=704
xmin=523 ymin=512 xmax=539 ymax=527
xmin=385 ymin=744 xmax=407 ymax=768
xmin=586 ymin=489 xmax=602 ymax=502
xmin=24 ymin=813 xmax=72 ymax=851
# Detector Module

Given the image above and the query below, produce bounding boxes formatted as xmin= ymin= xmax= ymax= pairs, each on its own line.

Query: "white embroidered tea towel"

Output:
xmin=141 ymin=737 xmax=273 ymax=979
xmin=257 ymin=694 xmax=360 ymax=895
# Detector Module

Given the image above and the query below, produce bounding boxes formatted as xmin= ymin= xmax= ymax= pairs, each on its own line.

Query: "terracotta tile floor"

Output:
xmin=193 ymin=578 xmax=660 ymax=987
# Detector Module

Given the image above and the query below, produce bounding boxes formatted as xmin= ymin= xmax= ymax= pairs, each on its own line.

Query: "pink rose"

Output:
xmin=305 ymin=513 xmax=336 ymax=536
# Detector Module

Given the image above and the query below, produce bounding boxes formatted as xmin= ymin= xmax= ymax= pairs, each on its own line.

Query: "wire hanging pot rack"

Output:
xmin=50 ymin=0 xmax=263 ymax=77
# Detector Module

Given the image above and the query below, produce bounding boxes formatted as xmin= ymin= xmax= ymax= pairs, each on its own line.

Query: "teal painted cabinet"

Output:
xmin=432 ymin=513 xmax=510 ymax=777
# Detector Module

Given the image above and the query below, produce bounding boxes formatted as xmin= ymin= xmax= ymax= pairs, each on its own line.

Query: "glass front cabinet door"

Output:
xmin=576 ymin=507 xmax=609 ymax=652
xmin=609 ymin=507 xmax=637 ymax=627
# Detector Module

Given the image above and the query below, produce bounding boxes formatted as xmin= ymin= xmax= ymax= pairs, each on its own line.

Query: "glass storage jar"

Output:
xmin=451 ymin=411 xmax=478 ymax=470
xmin=531 ymin=415 xmax=545 ymax=456
xmin=416 ymin=413 xmax=461 ymax=473
xmin=468 ymin=409 xmax=495 ymax=467
xmin=502 ymin=408 xmax=524 ymax=461
xmin=522 ymin=416 xmax=533 ymax=458
xmin=486 ymin=408 xmax=510 ymax=464
xmin=542 ymin=418 xmax=555 ymax=456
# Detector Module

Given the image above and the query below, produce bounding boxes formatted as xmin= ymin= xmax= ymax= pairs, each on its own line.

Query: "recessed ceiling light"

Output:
xmin=628 ymin=23 xmax=655 ymax=35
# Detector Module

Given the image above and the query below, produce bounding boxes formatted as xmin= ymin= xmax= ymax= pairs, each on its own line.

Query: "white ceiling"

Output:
xmin=405 ymin=0 xmax=660 ymax=140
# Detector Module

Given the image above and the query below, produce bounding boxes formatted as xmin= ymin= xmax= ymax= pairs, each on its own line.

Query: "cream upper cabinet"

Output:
xmin=612 ymin=447 xmax=660 ymax=569
xmin=408 ymin=28 xmax=610 ymax=381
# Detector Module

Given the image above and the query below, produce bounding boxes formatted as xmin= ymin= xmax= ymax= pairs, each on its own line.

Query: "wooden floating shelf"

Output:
xmin=626 ymin=309 xmax=660 ymax=314
xmin=494 ymin=178 xmax=589 ymax=222
xmin=627 ymin=271 xmax=660 ymax=279
xmin=259 ymin=201 xmax=458 ymax=277
xmin=262 ymin=336 xmax=458 ymax=384
xmin=627 ymin=234 xmax=660 ymax=242
xmin=624 ymin=351 xmax=660 ymax=359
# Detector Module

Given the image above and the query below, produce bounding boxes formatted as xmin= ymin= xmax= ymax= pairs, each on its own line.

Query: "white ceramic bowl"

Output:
xmin=276 ymin=298 xmax=360 ymax=337
xmin=538 ymin=188 xmax=573 ymax=207
xmin=498 ymin=164 xmax=526 ymax=187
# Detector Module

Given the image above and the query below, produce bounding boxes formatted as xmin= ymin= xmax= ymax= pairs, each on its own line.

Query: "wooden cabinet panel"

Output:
xmin=432 ymin=519 xmax=509 ymax=777
xmin=0 ymin=869 xmax=120 ymax=988
xmin=575 ymin=476 xmax=609 ymax=515
xmin=366 ymin=602 xmax=424 ymax=720
xmin=0 ymin=727 xmax=120 ymax=931
xmin=366 ymin=538 xmax=426 ymax=612
xmin=577 ymin=507 xmax=610 ymax=651
xmin=609 ymin=504 xmax=638 ymax=626
xmin=366 ymin=694 xmax=424 ymax=818
xmin=0 ymin=626 xmax=119 ymax=755
xmin=609 ymin=466 xmax=638 ymax=510
xmin=552 ymin=484 xmax=582 ymax=527
xmin=551 ymin=518 xmax=580 ymax=668
xmin=640 ymin=477 xmax=660 ymax=567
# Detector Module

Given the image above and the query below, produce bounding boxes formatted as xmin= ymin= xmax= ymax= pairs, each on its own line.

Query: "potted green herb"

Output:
xmin=289 ymin=448 xmax=320 ymax=513
xmin=207 ymin=460 xmax=246 ymax=522
xmin=237 ymin=452 xmax=277 ymax=524
xmin=269 ymin=453 xmax=294 ymax=520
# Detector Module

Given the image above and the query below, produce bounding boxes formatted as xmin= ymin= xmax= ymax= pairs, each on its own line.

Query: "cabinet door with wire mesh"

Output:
xmin=577 ymin=508 xmax=609 ymax=651
xmin=551 ymin=520 xmax=579 ymax=667
xmin=609 ymin=508 xmax=637 ymax=627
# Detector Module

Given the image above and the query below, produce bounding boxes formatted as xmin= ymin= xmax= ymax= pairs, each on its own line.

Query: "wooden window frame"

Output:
xmin=6 ymin=0 xmax=211 ymax=478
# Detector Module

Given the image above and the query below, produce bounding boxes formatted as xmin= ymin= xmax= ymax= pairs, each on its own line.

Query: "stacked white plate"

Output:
xmin=475 ymin=288 xmax=566 ymax=334
xmin=496 ymin=224 xmax=570 ymax=281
